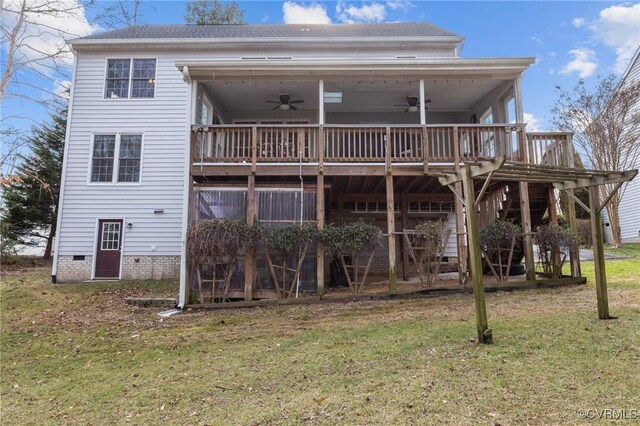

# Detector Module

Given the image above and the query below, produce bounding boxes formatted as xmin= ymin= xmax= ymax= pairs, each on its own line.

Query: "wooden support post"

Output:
xmin=589 ymin=185 xmax=610 ymax=319
xmin=462 ymin=167 xmax=492 ymax=343
xmin=453 ymin=126 xmax=467 ymax=285
xmin=519 ymin=181 xmax=536 ymax=281
xmin=316 ymin=174 xmax=325 ymax=296
xmin=454 ymin=184 xmax=467 ymax=285
xmin=548 ymin=186 xmax=561 ymax=277
xmin=386 ymin=173 xmax=398 ymax=291
xmin=401 ymin=195 xmax=409 ymax=281
xmin=563 ymin=135 xmax=581 ymax=278
xmin=244 ymin=175 xmax=256 ymax=301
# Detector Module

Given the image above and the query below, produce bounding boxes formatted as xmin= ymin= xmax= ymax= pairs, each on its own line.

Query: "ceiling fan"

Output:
xmin=394 ymin=96 xmax=431 ymax=113
xmin=266 ymin=94 xmax=304 ymax=111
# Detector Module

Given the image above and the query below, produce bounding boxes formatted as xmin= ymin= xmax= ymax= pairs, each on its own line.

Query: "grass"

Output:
xmin=2 ymin=246 xmax=640 ymax=425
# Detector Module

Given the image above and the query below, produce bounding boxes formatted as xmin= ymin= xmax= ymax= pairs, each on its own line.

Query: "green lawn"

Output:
xmin=2 ymin=246 xmax=639 ymax=425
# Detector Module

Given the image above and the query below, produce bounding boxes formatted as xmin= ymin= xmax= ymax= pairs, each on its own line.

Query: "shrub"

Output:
xmin=186 ymin=218 xmax=254 ymax=269
xmin=479 ymin=220 xmax=522 ymax=281
xmin=535 ymin=224 xmax=579 ymax=278
xmin=405 ymin=220 xmax=450 ymax=287
xmin=322 ymin=220 xmax=383 ymax=255
xmin=258 ymin=223 xmax=319 ymax=257
xmin=479 ymin=220 xmax=522 ymax=252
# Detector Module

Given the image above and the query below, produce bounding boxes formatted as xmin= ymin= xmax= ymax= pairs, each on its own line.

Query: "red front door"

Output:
xmin=95 ymin=219 xmax=123 ymax=279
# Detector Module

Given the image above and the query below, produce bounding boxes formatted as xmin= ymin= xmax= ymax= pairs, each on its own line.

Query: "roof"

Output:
xmin=76 ymin=22 xmax=460 ymax=41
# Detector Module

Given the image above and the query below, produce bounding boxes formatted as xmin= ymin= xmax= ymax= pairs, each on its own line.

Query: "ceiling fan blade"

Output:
xmin=393 ymin=104 xmax=406 ymax=107
xmin=425 ymin=99 xmax=432 ymax=103
xmin=265 ymin=100 xmax=280 ymax=104
xmin=404 ymin=108 xmax=409 ymax=113
xmin=289 ymin=99 xmax=304 ymax=104
xmin=273 ymin=105 xmax=280 ymax=110
xmin=289 ymin=105 xmax=298 ymax=111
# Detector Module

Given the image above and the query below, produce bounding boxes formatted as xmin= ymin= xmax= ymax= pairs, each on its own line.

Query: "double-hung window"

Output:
xmin=105 ymin=58 xmax=156 ymax=99
xmin=91 ymin=133 xmax=142 ymax=183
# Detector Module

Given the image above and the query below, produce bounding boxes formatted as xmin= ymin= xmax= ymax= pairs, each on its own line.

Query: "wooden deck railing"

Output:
xmin=191 ymin=124 xmax=563 ymax=168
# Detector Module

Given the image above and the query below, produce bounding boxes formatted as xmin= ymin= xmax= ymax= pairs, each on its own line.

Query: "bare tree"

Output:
xmin=1 ymin=0 xmax=92 ymax=101
xmin=93 ymin=0 xmax=149 ymax=29
xmin=184 ymin=0 xmax=245 ymax=25
xmin=552 ymin=74 xmax=640 ymax=247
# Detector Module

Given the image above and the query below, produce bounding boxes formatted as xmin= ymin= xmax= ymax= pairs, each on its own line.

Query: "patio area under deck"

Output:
xmin=180 ymin=58 xmax=598 ymax=310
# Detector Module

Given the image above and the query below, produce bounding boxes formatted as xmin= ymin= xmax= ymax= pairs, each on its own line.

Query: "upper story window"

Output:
xmin=91 ymin=133 xmax=142 ymax=183
xmin=105 ymin=59 xmax=156 ymax=99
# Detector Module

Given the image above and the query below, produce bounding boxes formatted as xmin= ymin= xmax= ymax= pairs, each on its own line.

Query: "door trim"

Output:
xmin=92 ymin=217 xmax=126 ymax=280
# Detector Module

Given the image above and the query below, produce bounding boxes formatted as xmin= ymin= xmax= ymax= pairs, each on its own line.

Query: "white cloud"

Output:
xmin=282 ymin=2 xmax=332 ymax=24
xmin=523 ymin=113 xmax=542 ymax=132
xmin=336 ymin=1 xmax=386 ymax=23
xmin=560 ymin=48 xmax=598 ymax=78
xmin=590 ymin=4 xmax=640 ymax=74
xmin=572 ymin=17 xmax=585 ymax=28
xmin=387 ymin=0 xmax=414 ymax=11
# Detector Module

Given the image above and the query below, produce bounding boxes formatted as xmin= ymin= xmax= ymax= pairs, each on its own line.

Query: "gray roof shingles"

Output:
xmin=77 ymin=23 xmax=459 ymax=41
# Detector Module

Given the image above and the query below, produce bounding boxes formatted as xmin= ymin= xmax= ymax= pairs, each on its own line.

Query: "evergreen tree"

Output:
xmin=1 ymin=104 xmax=66 ymax=259
xmin=184 ymin=0 xmax=245 ymax=25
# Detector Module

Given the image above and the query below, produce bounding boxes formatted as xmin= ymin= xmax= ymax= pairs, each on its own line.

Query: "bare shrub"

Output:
xmin=535 ymin=224 xmax=579 ymax=278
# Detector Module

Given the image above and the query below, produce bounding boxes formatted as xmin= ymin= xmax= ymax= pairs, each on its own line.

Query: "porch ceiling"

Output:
xmin=201 ymin=78 xmax=508 ymax=115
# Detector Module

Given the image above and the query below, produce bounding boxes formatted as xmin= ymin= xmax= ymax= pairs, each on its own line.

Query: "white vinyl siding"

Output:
xmin=58 ymin=52 xmax=188 ymax=257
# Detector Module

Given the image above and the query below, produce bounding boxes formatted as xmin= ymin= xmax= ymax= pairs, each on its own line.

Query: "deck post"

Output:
xmin=386 ymin=173 xmax=398 ymax=291
xmin=588 ymin=185 xmax=610 ymax=319
xmin=419 ymin=79 xmax=426 ymax=125
xmin=244 ymin=175 xmax=256 ymax=301
xmin=453 ymin=126 xmax=468 ymax=285
xmin=519 ymin=182 xmax=536 ymax=280
xmin=563 ymin=134 xmax=581 ymax=277
xmin=462 ymin=167 xmax=492 ymax=343
xmin=316 ymin=174 xmax=325 ymax=296
xmin=401 ymin=195 xmax=409 ymax=281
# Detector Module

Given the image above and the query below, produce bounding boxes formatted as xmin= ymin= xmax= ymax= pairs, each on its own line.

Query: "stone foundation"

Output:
xmin=56 ymin=255 xmax=180 ymax=282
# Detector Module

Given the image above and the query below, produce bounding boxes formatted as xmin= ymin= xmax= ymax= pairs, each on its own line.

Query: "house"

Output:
xmin=53 ymin=23 xmax=635 ymax=335
xmin=603 ymin=45 xmax=640 ymax=244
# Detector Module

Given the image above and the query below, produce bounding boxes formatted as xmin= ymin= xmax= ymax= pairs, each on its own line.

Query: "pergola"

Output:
xmin=439 ymin=156 xmax=638 ymax=343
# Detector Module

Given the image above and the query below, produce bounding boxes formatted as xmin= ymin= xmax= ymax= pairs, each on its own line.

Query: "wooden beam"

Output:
xmin=474 ymin=170 xmax=495 ymax=209
xmin=589 ymin=185 xmax=610 ymax=319
xmin=316 ymin=174 xmax=325 ymax=296
xmin=519 ymin=181 xmax=536 ymax=281
xmin=244 ymin=175 xmax=256 ymax=301
xmin=552 ymin=169 xmax=637 ymax=190
xmin=566 ymin=190 xmax=591 ymax=215
xmin=462 ymin=167 xmax=492 ymax=343
xmin=401 ymin=195 xmax=410 ymax=281
xmin=386 ymin=174 xmax=398 ymax=291
xmin=438 ymin=156 xmax=506 ymax=186
xmin=597 ymin=180 xmax=625 ymax=215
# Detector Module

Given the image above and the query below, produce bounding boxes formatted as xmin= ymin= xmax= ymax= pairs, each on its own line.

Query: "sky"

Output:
xmin=2 ymin=0 xmax=640 ymax=147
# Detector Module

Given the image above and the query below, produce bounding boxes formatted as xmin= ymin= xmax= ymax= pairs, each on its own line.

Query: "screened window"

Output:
xmin=105 ymin=59 xmax=156 ymax=99
xmin=91 ymin=133 xmax=142 ymax=183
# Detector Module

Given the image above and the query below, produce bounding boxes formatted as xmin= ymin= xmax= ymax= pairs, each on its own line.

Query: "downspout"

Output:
xmin=51 ymin=45 xmax=79 ymax=284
